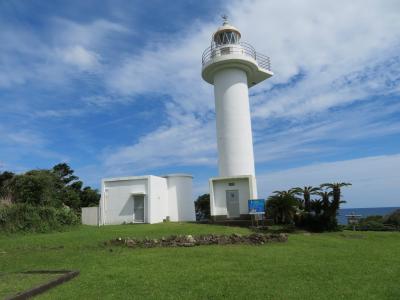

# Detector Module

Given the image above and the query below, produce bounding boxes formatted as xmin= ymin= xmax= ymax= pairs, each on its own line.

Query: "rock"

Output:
xmin=125 ymin=239 xmax=136 ymax=247
xmin=185 ymin=235 xmax=196 ymax=243
xmin=277 ymin=233 xmax=288 ymax=242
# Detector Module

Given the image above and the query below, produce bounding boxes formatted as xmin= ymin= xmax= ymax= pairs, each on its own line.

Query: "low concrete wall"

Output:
xmin=82 ymin=207 xmax=99 ymax=226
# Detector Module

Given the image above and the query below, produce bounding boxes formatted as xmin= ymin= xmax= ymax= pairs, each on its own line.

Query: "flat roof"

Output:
xmin=162 ymin=173 xmax=193 ymax=178
xmin=102 ymin=175 xmax=151 ymax=182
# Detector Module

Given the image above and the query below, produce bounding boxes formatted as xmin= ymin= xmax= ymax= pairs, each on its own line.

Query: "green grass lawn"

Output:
xmin=0 ymin=273 xmax=60 ymax=299
xmin=0 ymin=223 xmax=399 ymax=299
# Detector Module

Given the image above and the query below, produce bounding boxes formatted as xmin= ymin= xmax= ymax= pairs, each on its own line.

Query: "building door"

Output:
xmin=226 ymin=190 xmax=240 ymax=218
xmin=133 ymin=195 xmax=145 ymax=223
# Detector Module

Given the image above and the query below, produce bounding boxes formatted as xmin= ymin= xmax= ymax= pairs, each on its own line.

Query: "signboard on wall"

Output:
xmin=248 ymin=199 xmax=265 ymax=214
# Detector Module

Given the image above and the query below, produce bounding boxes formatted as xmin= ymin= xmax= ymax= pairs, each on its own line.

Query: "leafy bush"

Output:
xmin=56 ymin=206 xmax=79 ymax=226
xmin=80 ymin=186 xmax=101 ymax=207
xmin=195 ymin=194 xmax=210 ymax=220
xmin=8 ymin=170 xmax=62 ymax=207
xmin=0 ymin=203 xmax=80 ymax=233
xmin=2 ymin=164 xmax=100 ymax=212
xmin=384 ymin=209 xmax=400 ymax=226
xmin=357 ymin=220 xmax=388 ymax=231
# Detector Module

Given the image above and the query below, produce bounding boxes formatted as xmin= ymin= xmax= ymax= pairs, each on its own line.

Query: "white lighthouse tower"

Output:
xmin=202 ymin=17 xmax=273 ymax=220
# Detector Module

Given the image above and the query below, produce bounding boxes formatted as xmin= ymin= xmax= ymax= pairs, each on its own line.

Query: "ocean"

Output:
xmin=338 ymin=207 xmax=400 ymax=225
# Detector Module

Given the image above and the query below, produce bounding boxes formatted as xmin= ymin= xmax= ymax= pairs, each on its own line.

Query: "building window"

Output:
xmin=228 ymin=182 xmax=235 ymax=186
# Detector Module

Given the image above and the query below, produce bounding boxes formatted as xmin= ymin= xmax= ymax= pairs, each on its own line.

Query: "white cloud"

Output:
xmin=104 ymin=104 xmax=217 ymax=173
xmin=32 ymin=108 xmax=85 ymax=118
xmin=257 ymin=154 xmax=400 ymax=208
xmin=0 ymin=126 xmax=45 ymax=147
xmin=0 ymin=18 xmax=128 ymax=88
xmin=52 ymin=18 xmax=129 ymax=48
xmin=58 ymin=45 xmax=100 ymax=71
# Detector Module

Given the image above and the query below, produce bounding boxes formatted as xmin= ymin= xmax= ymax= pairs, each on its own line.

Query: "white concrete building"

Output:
xmin=99 ymin=174 xmax=195 ymax=225
xmin=201 ymin=18 xmax=273 ymax=220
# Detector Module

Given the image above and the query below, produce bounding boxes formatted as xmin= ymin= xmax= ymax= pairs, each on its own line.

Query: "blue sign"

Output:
xmin=248 ymin=199 xmax=265 ymax=214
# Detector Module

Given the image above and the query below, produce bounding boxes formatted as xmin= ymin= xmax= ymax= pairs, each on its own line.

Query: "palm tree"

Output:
xmin=320 ymin=182 xmax=351 ymax=227
xmin=266 ymin=190 xmax=299 ymax=224
xmin=316 ymin=191 xmax=333 ymax=213
xmin=272 ymin=189 xmax=304 ymax=210
xmin=310 ymin=199 xmax=323 ymax=216
xmin=292 ymin=186 xmax=320 ymax=212
xmin=272 ymin=189 xmax=298 ymax=197
xmin=320 ymin=182 xmax=351 ymax=211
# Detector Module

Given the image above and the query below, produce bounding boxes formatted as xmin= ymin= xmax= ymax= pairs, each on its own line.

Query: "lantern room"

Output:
xmin=212 ymin=17 xmax=241 ymax=46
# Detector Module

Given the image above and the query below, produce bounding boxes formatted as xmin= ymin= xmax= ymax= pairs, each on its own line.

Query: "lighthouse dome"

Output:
xmin=212 ymin=20 xmax=241 ymax=46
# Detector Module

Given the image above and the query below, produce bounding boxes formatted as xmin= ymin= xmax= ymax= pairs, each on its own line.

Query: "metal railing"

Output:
xmin=202 ymin=42 xmax=271 ymax=71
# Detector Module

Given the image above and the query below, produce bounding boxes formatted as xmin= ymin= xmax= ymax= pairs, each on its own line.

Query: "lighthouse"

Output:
xmin=202 ymin=17 xmax=273 ymax=220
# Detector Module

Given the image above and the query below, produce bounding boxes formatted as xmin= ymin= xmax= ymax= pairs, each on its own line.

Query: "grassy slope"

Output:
xmin=0 ymin=223 xmax=399 ymax=299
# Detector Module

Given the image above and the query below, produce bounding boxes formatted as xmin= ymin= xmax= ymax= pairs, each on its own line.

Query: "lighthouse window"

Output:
xmin=216 ymin=31 xmax=239 ymax=45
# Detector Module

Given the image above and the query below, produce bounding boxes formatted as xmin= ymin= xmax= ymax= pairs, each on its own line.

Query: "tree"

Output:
xmin=0 ymin=171 xmax=15 ymax=205
xmin=80 ymin=187 xmax=100 ymax=207
xmin=266 ymin=190 xmax=299 ymax=224
xmin=9 ymin=170 xmax=62 ymax=207
xmin=70 ymin=181 xmax=83 ymax=192
xmin=316 ymin=191 xmax=333 ymax=214
xmin=272 ymin=189 xmax=298 ymax=197
xmin=0 ymin=171 xmax=14 ymax=187
xmin=52 ymin=163 xmax=78 ymax=184
xmin=320 ymin=182 xmax=351 ymax=211
xmin=320 ymin=182 xmax=351 ymax=229
xmin=195 ymin=194 xmax=210 ymax=220
xmin=60 ymin=186 xmax=81 ymax=210
xmin=292 ymin=186 xmax=320 ymax=212
xmin=310 ymin=199 xmax=323 ymax=216
xmin=384 ymin=209 xmax=400 ymax=226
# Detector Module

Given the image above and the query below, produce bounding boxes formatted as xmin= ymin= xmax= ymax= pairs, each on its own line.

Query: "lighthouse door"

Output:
xmin=226 ymin=190 xmax=240 ymax=218
xmin=133 ymin=195 xmax=145 ymax=223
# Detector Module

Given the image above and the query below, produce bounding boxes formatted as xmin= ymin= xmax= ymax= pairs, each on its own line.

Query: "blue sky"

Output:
xmin=1 ymin=0 xmax=400 ymax=207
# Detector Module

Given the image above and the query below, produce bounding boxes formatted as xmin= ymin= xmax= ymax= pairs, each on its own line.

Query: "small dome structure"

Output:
xmin=212 ymin=18 xmax=241 ymax=46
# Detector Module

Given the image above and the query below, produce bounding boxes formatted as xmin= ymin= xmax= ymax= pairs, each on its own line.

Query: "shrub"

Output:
xmin=9 ymin=171 xmax=62 ymax=207
xmin=195 ymin=194 xmax=210 ymax=220
xmin=357 ymin=220 xmax=388 ymax=231
xmin=384 ymin=209 xmax=400 ymax=226
xmin=362 ymin=215 xmax=384 ymax=223
xmin=56 ymin=206 xmax=79 ymax=226
xmin=0 ymin=203 xmax=80 ymax=233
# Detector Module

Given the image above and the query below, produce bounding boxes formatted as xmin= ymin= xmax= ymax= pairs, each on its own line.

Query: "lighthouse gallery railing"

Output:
xmin=202 ymin=42 xmax=271 ymax=71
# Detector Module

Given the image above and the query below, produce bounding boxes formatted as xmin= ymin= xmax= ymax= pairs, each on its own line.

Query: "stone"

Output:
xmin=125 ymin=239 xmax=137 ymax=247
xmin=185 ymin=235 xmax=196 ymax=243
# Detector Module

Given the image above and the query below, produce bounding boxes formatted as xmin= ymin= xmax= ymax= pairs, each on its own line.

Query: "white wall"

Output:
xmin=210 ymin=176 xmax=256 ymax=216
xmin=213 ymin=68 xmax=256 ymax=178
xmin=148 ymin=176 xmax=169 ymax=224
xmin=101 ymin=177 xmax=149 ymax=225
xmin=165 ymin=174 xmax=195 ymax=222
xmin=81 ymin=207 xmax=99 ymax=225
